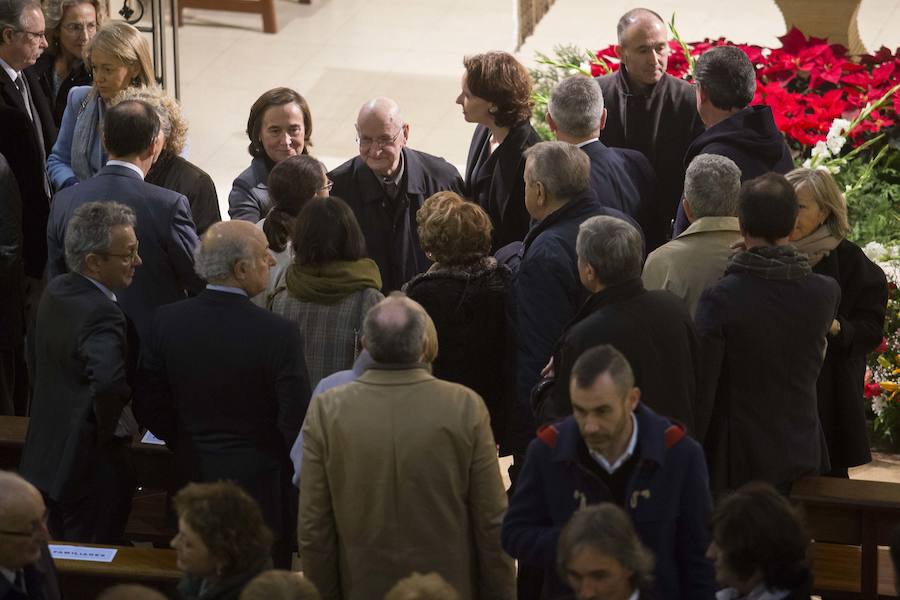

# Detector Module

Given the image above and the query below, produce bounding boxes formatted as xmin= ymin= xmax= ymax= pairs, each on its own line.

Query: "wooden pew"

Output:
xmin=178 ymin=0 xmax=278 ymax=33
xmin=791 ymin=476 xmax=900 ymax=599
xmin=52 ymin=542 xmax=180 ymax=600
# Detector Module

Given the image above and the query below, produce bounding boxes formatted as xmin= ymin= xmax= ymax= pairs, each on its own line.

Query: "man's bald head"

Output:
xmin=0 ymin=471 xmax=47 ymax=570
xmin=194 ymin=220 xmax=273 ymax=294
xmin=362 ymin=293 xmax=430 ymax=364
xmin=357 ymin=97 xmax=404 ymax=128
xmin=616 ymin=8 xmax=665 ymax=44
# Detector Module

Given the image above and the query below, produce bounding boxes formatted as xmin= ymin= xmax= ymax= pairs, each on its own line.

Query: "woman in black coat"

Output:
xmin=457 ymin=51 xmax=541 ymax=251
xmin=787 ymin=168 xmax=888 ymax=476
xmin=113 ymin=87 xmax=222 ymax=234
xmin=404 ymin=191 xmax=523 ymax=454
xmin=29 ymin=0 xmax=101 ymax=127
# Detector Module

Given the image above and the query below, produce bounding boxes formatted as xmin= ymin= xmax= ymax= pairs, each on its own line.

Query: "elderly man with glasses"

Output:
xmin=0 ymin=471 xmax=60 ymax=600
xmin=329 ymin=97 xmax=464 ymax=292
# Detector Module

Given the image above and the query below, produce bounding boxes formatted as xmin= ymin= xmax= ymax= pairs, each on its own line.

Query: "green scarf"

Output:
xmin=285 ymin=259 xmax=382 ymax=304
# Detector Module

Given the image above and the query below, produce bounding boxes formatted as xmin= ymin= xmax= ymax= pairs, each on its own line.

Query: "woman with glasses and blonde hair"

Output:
xmin=31 ymin=0 xmax=102 ymax=126
xmin=112 ymin=85 xmax=221 ymax=234
xmin=47 ymin=20 xmax=155 ymax=190
xmin=786 ymin=167 xmax=888 ymax=478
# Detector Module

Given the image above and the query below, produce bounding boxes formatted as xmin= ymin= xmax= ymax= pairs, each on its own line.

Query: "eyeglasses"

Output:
xmin=61 ymin=22 xmax=97 ymax=34
xmin=0 ymin=509 xmax=48 ymax=538
xmin=97 ymin=246 xmax=140 ymax=262
xmin=356 ymin=128 xmax=403 ymax=150
xmin=14 ymin=29 xmax=46 ymax=42
xmin=320 ymin=179 xmax=334 ymax=192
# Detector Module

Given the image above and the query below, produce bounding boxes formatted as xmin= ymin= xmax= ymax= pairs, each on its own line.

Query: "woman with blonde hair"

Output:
xmin=47 ymin=20 xmax=155 ymax=189
xmin=32 ymin=0 xmax=103 ymax=126
xmin=786 ymin=167 xmax=887 ymax=477
xmin=112 ymin=86 xmax=221 ymax=233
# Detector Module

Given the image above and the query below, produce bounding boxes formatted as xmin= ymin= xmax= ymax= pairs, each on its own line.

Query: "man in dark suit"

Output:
xmin=0 ymin=471 xmax=61 ymax=600
xmin=538 ymin=215 xmax=700 ymax=435
xmin=547 ymin=75 xmax=662 ymax=251
xmin=596 ymin=8 xmax=703 ymax=242
xmin=695 ymin=174 xmax=840 ymax=495
xmin=0 ymin=153 xmax=24 ymax=416
xmin=20 ymin=202 xmax=141 ymax=543
xmin=135 ymin=220 xmax=311 ymax=568
xmin=47 ymin=99 xmax=202 ymax=340
xmin=330 ymin=97 xmax=464 ymax=292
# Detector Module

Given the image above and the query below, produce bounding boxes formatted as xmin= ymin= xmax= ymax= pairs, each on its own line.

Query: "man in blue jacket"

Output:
xmin=502 ymin=344 xmax=716 ymax=600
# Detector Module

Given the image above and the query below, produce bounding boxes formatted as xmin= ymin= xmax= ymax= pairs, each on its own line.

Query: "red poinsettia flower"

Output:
xmin=865 ymin=382 xmax=884 ymax=398
xmin=878 ymin=337 xmax=889 ymax=353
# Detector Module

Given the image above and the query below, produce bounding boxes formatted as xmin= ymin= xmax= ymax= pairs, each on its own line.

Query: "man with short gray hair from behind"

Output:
xmin=643 ymin=154 xmax=742 ymax=316
xmin=547 ymin=75 xmax=662 ymax=250
xmin=300 ymin=293 xmax=515 ymax=600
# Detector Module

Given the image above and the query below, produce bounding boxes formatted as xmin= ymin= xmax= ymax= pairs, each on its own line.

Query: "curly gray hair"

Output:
xmin=64 ymin=201 xmax=136 ymax=273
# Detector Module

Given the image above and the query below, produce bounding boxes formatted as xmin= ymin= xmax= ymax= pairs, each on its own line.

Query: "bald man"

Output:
xmin=596 ymin=8 xmax=703 ymax=240
xmin=329 ymin=97 xmax=464 ymax=292
xmin=135 ymin=220 xmax=311 ymax=568
xmin=300 ymin=293 xmax=515 ymax=600
xmin=0 ymin=471 xmax=60 ymax=600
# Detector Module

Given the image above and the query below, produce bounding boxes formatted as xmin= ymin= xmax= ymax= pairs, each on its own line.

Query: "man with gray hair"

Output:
xmin=300 ymin=293 xmax=515 ymax=599
xmin=596 ymin=8 xmax=703 ymax=241
xmin=548 ymin=75 xmax=663 ymax=250
xmin=135 ymin=220 xmax=310 ymax=567
xmin=674 ymin=45 xmax=793 ymax=234
xmin=20 ymin=202 xmax=141 ymax=543
xmin=0 ymin=470 xmax=60 ymax=600
xmin=537 ymin=214 xmax=700 ymax=437
xmin=330 ymin=97 xmax=463 ymax=291
xmin=643 ymin=154 xmax=742 ymax=316
xmin=516 ymin=141 xmax=636 ymax=435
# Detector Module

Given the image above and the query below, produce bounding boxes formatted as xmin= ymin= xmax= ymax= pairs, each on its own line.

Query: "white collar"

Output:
xmin=575 ymin=138 xmax=600 ymax=148
xmin=0 ymin=57 xmax=19 ymax=85
xmin=588 ymin=413 xmax=639 ymax=474
xmin=80 ymin=273 xmax=117 ymax=302
xmin=106 ymin=159 xmax=145 ymax=179
xmin=0 ymin=566 xmax=15 ymax=584
xmin=206 ymin=284 xmax=248 ymax=297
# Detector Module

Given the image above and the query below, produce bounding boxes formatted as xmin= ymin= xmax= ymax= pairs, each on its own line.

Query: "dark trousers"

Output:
xmin=46 ymin=439 xmax=135 ymax=544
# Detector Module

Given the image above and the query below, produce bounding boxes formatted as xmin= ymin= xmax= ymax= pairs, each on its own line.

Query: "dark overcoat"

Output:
xmin=465 ymin=120 xmax=541 ymax=250
xmin=146 ymin=149 xmax=222 ymax=235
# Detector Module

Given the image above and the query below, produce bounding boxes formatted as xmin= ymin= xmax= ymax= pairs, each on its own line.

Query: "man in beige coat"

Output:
xmin=298 ymin=294 xmax=515 ymax=600
xmin=642 ymin=154 xmax=743 ymax=317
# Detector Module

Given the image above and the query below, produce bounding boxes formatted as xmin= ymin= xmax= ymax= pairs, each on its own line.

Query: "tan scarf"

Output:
xmin=793 ymin=225 xmax=842 ymax=267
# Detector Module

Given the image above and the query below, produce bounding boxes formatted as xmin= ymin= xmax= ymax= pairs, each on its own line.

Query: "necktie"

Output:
xmin=13 ymin=570 xmax=26 ymax=594
xmin=14 ymin=75 xmax=33 ymax=121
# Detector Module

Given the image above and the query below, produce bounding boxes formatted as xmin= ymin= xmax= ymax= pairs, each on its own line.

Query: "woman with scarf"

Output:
xmin=268 ymin=196 xmax=382 ymax=388
xmin=47 ymin=21 xmax=155 ymax=190
xmin=30 ymin=0 xmax=102 ymax=127
xmin=786 ymin=167 xmax=888 ymax=477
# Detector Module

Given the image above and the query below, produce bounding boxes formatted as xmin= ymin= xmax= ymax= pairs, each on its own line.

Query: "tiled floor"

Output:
xmin=151 ymin=0 xmax=899 ymax=484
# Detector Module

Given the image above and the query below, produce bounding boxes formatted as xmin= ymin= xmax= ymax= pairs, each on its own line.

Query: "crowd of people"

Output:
xmin=0 ymin=1 xmax=895 ymax=599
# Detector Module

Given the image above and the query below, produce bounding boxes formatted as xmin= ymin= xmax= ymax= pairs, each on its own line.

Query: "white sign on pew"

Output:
xmin=49 ymin=545 xmax=117 ymax=562
xmin=140 ymin=430 xmax=166 ymax=445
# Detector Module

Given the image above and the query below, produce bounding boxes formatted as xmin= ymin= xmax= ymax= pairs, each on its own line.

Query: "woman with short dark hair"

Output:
xmin=404 ymin=191 xmax=519 ymax=454
xmin=229 ymin=87 xmax=313 ymax=222
xmin=171 ymin=481 xmax=273 ymax=600
xmin=457 ymin=51 xmax=540 ymax=250
xmin=708 ymin=482 xmax=812 ymax=599
xmin=269 ymin=197 xmax=383 ymax=387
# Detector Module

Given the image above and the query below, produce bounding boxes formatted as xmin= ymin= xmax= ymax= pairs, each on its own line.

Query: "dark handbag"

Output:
xmin=530 ymin=376 xmax=557 ymax=424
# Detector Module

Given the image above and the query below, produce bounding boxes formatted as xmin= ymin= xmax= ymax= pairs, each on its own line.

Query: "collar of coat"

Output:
xmin=354 ymin=148 xmax=432 ymax=203
xmin=357 ymin=363 xmax=434 ymax=384
xmin=676 ymin=216 xmax=740 ymax=238
xmin=548 ymin=403 xmax=674 ymax=467
xmin=522 ymin=192 xmax=598 ymax=253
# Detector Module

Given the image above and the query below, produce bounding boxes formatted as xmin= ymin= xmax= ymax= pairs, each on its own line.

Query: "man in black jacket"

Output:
xmin=537 ymin=215 xmax=699 ymax=433
xmin=695 ymin=174 xmax=840 ymax=495
xmin=596 ymin=8 xmax=703 ymax=240
xmin=547 ymin=75 xmax=662 ymax=251
xmin=20 ymin=202 xmax=140 ymax=543
xmin=330 ymin=97 xmax=463 ymax=292
xmin=135 ymin=220 xmax=311 ymax=567
xmin=674 ymin=45 xmax=793 ymax=234
xmin=515 ymin=142 xmax=636 ymax=433
xmin=0 ymin=152 xmax=24 ymax=416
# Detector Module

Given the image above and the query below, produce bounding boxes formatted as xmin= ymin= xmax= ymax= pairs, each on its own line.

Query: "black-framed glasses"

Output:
xmin=320 ymin=179 xmax=334 ymax=192
xmin=14 ymin=29 xmax=46 ymax=41
xmin=0 ymin=509 xmax=48 ymax=538
xmin=356 ymin=128 xmax=403 ymax=150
